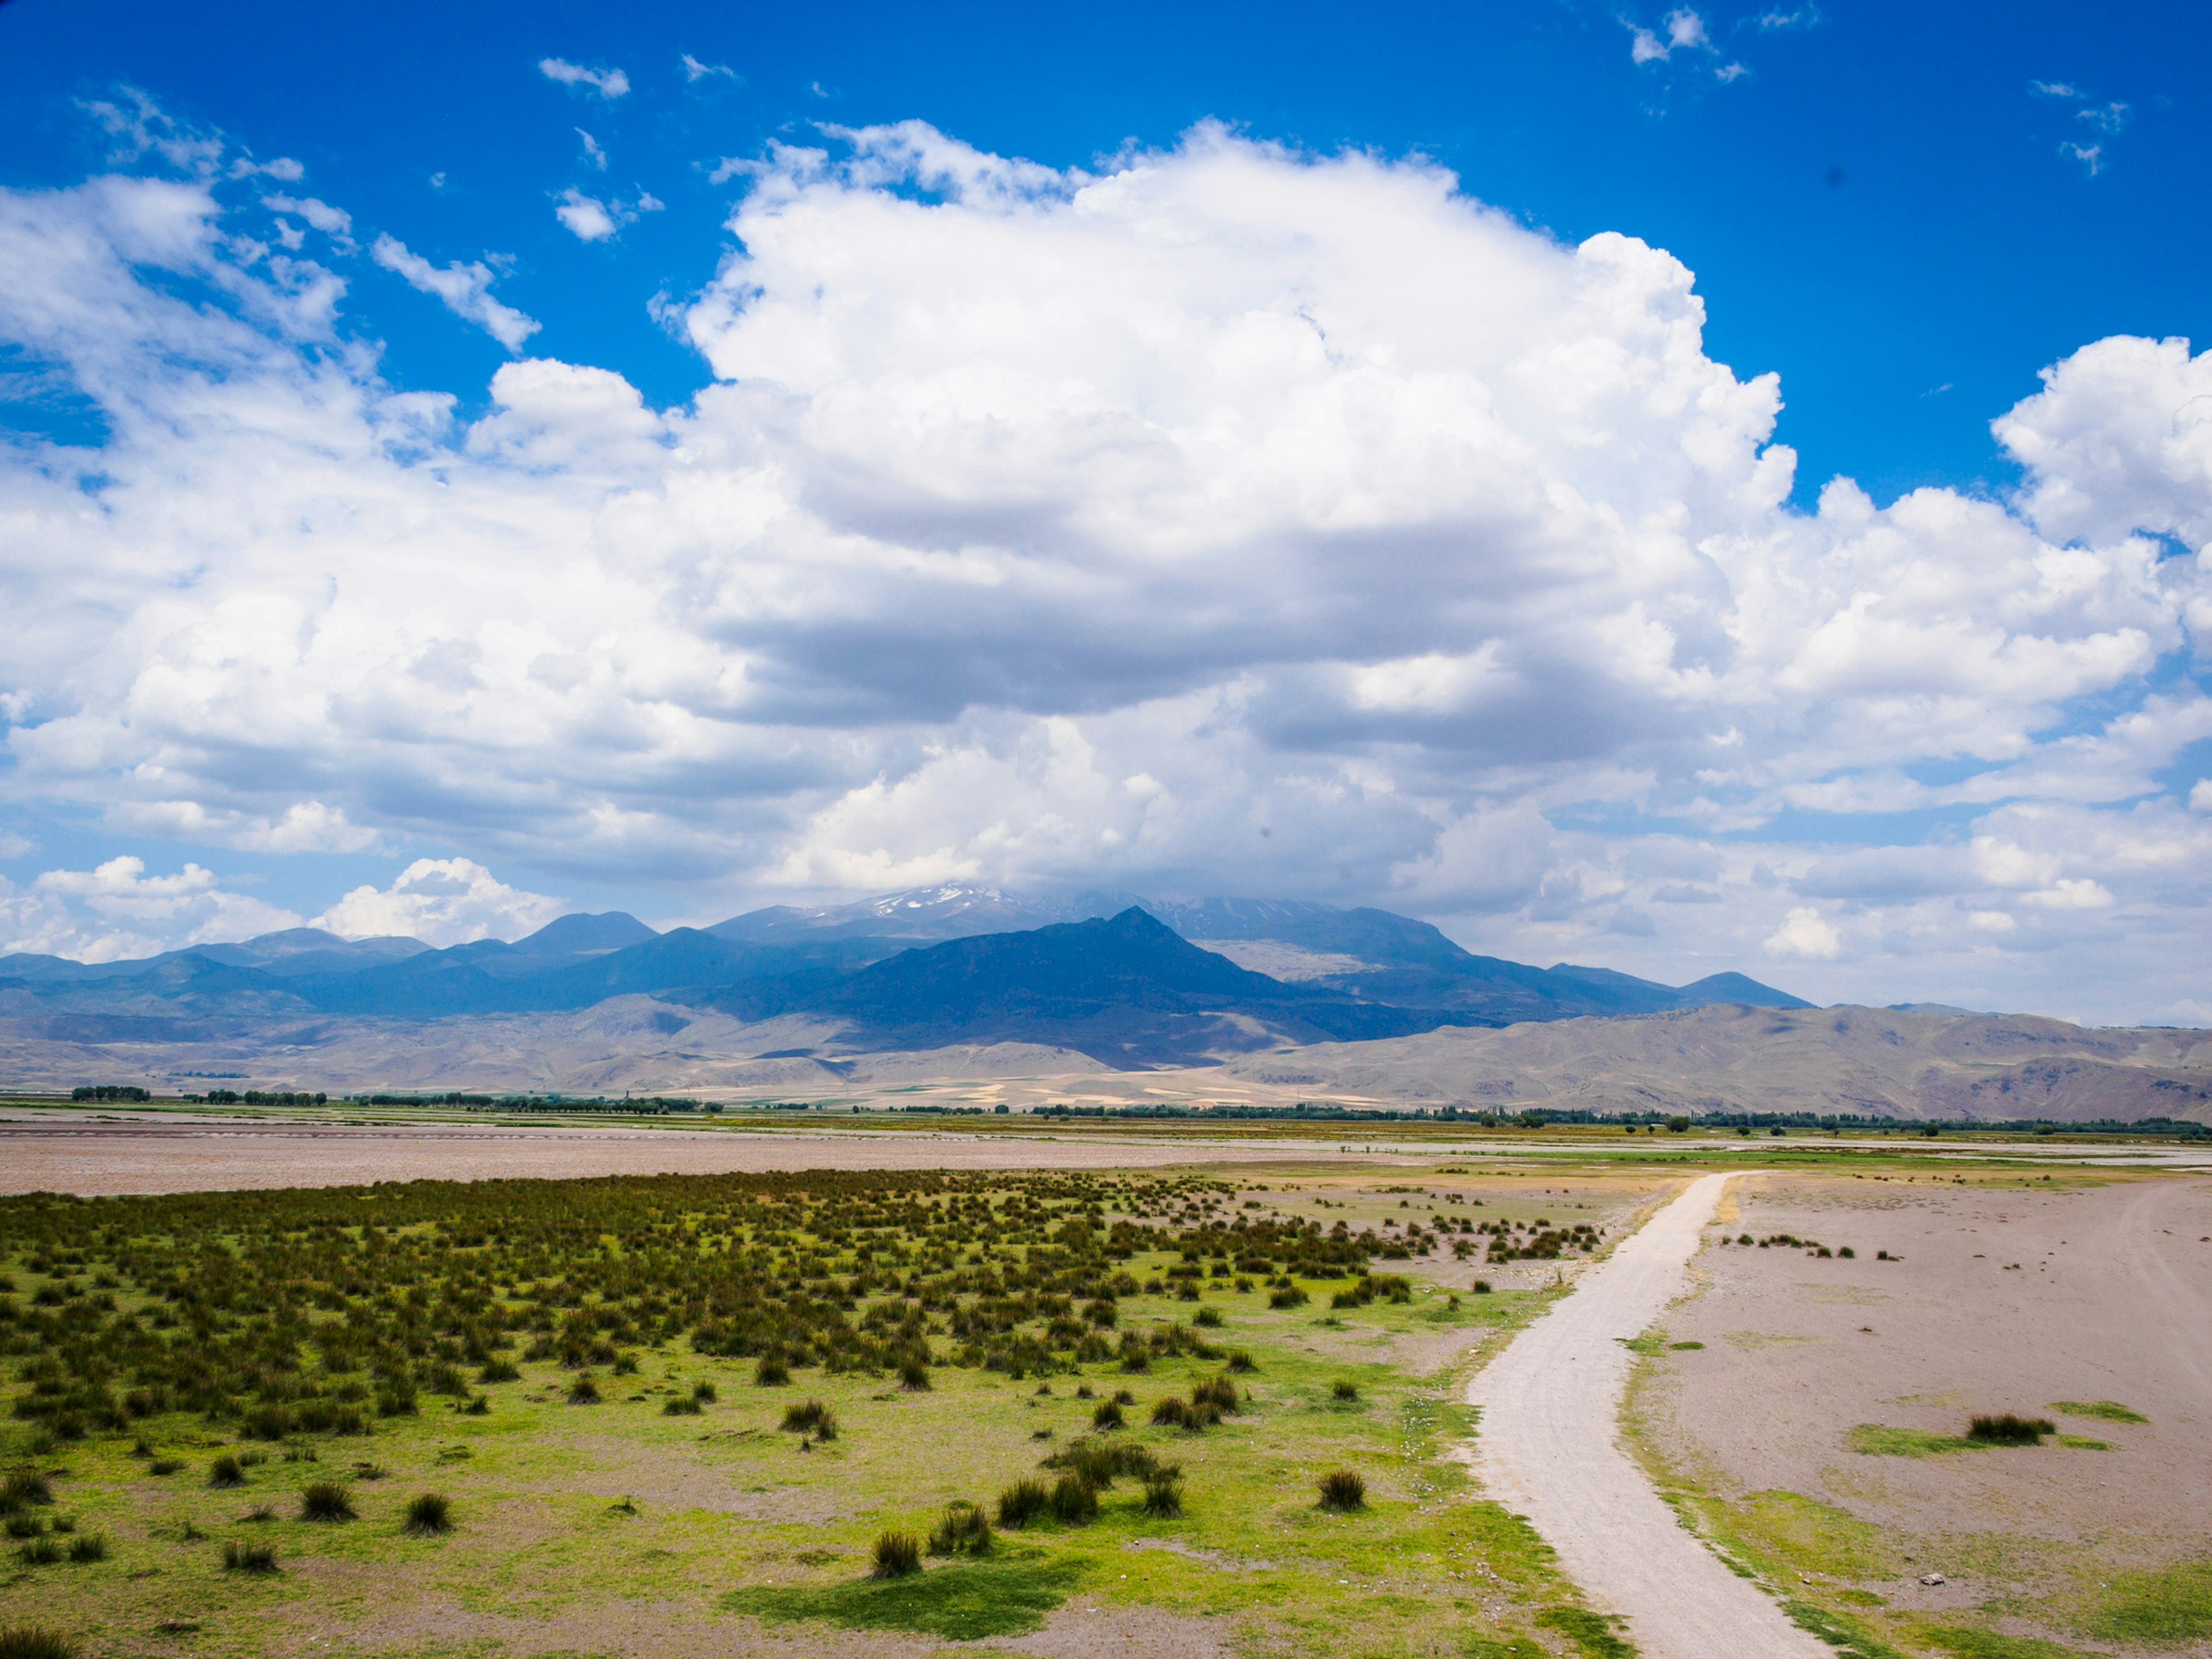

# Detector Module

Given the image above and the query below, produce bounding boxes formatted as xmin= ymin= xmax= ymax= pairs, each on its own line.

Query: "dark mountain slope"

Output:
xmin=806 ymin=907 xmax=1468 ymax=1066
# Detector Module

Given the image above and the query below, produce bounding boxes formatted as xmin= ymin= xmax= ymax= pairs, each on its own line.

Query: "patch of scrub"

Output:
xmin=1726 ymin=1331 xmax=1817 ymax=1350
xmin=2081 ymin=1558 xmax=2212 ymax=1646
xmin=2048 ymin=1400 xmax=2147 ymax=1425
xmin=1846 ymin=1425 xmax=1988 ymax=1457
xmin=723 ymin=1552 xmax=1087 ymax=1641
xmin=2054 ymin=1435 xmax=2109 ymax=1450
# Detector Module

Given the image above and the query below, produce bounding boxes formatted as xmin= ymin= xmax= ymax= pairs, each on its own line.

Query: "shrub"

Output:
xmin=780 ymin=1399 xmax=838 ymax=1440
xmin=0 ymin=1626 xmax=78 ymax=1659
xmin=692 ymin=1381 xmax=718 ymax=1403
xmin=402 ymin=1493 xmax=453 ymax=1535
xmin=662 ymin=1396 xmax=702 ymax=1415
xmin=996 ymin=1478 xmax=1049 ymax=1527
xmin=1968 ymin=1414 xmax=2054 ymax=1445
xmin=898 ymin=1361 xmax=930 ymax=1391
xmin=1048 ymin=1472 xmax=1099 ymax=1524
xmin=18 ymin=1539 xmax=62 ymax=1566
xmin=1092 ymin=1400 xmax=1124 ymax=1429
xmin=611 ymin=1354 xmax=639 ymax=1376
xmin=221 ymin=1541 xmax=278 ymax=1573
xmin=927 ymin=1499 xmax=993 ymax=1557
xmin=1150 ymin=1397 xmax=1190 ymax=1427
xmin=870 ymin=1529 xmax=921 ymax=1578
xmin=1331 ymin=1380 xmax=1360 ymax=1402
xmin=1192 ymin=1306 xmax=1222 ymax=1327
xmin=479 ymin=1359 xmax=520 ymax=1384
xmin=755 ymin=1357 xmax=791 ymax=1386
xmin=1141 ymin=1469 xmax=1184 ymax=1517
xmin=1472 ymin=1279 xmax=1493 ymax=1294
xmin=567 ymin=1376 xmax=601 ymax=1404
xmin=208 ymin=1455 xmax=245 ymax=1489
xmin=463 ymin=1396 xmax=490 ymax=1416
xmin=300 ymin=1482 xmax=357 ymax=1522
xmin=3 ymin=1516 xmax=37 ymax=1540
xmin=1268 ymin=1287 xmax=1308 ymax=1309
xmin=65 ymin=1535 xmax=105 ymax=1563
xmin=1226 ymin=1350 xmax=1257 ymax=1373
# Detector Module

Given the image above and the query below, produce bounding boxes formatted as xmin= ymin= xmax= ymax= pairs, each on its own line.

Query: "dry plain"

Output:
xmin=1630 ymin=1169 xmax=2212 ymax=1657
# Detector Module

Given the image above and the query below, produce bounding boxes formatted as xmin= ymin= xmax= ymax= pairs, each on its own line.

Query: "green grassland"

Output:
xmin=0 ymin=1168 xmax=1645 ymax=1658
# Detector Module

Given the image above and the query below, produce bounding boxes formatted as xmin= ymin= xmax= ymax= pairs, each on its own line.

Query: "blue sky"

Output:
xmin=1 ymin=0 xmax=2209 ymax=1021
xmin=7 ymin=0 xmax=2202 ymax=497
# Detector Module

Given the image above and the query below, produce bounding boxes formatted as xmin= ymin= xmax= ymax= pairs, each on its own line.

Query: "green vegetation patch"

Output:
xmin=2055 ymin=1435 xmax=2109 ymax=1450
xmin=1782 ymin=1599 xmax=1914 ymax=1659
xmin=1914 ymin=1624 xmax=2090 ymax=1659
xmin=1846 ymin=1425 xmax=1988 ymax=1457
xmin=2048 ymin=1400 xmax=2147 ymax=1425
xmin=1533 ymin=1605 xmax=1634 ymax=1657
xmin=722 ymin=1553 xmax=1086 ymax=1640
xmin=2082 ymin=1558 xmax=2212 ymax=1646
xmin=1733 ymin=1490 xmax=1897 ymax=1580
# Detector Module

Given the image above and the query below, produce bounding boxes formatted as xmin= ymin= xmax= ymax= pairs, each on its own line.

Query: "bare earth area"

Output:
xmin=0 ymin=1116 xmax=1455 ymax=1195
xmin=1637 ymin=1171 xmax=2212 ymax=1655
xmin=1467 ymin=1172 xmax=1831 ymax=1659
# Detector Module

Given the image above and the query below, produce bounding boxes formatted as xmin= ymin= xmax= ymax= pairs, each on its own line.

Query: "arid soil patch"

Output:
xmin=1634 ymin=1171 xmax=2212 ymax=1654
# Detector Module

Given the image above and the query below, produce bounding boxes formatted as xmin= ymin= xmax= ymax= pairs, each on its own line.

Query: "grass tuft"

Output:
xmin=0 ymin=1627 xmax=79 ymax=1659
xmin=926 ymin=1499 xmax=993 ymax=1557
xmin=1966 ymin=1414 xmax=2053 ymax=1445
xmin=221 ymin=1540 xmax=278 ymax=1574
xmin=781 ymin=1399 xmax=839 ymax=1439
xmin=1317 ymin=1468 xmax=1366 ymax=1510
xmin=300 ymin=1481 xmax=357 ymax=1522
xmin=403 ymin=1493 xmax=453 ymax=1535
xmin=870 ymin=1529 xmax=922 ymax=1578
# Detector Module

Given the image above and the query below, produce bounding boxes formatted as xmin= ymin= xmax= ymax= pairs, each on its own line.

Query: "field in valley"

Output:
xmin=3 ymin=1119 xmax=2207 ymax=1658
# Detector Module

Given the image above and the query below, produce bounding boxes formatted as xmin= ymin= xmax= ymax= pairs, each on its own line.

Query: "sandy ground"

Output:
xmin=0 ymin=1117 xmax=1476 ymax=1195
xmin=1467 ymin=1173 xmax=1831 ymax=1659
xmin=1641 ymin=1171 xmax=2212 ymax=1640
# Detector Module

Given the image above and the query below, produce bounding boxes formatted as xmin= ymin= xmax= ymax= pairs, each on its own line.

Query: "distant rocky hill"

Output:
xmin=1219 ymin=1002 xmax=2212 ymax=1124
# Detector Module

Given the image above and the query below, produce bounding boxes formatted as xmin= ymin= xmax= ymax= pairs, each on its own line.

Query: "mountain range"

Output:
xmin=0 ymin=887 xmax=1808 ymax=1066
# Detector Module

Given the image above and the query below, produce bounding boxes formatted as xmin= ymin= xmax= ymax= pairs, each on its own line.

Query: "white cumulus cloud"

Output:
xmin=0 ymin=857 xmax=301 ymax=962
xmin=313 ymin=858 xmax=565 ymax=945
xmin=539 ymin=59 xmax=629 ymax=99
xmin=370 ymin=233 xmax=539 ymax=350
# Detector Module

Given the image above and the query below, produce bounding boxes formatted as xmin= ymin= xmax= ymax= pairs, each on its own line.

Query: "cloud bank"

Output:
xmin=0 ymin=120 xmax=2207 ymax=1018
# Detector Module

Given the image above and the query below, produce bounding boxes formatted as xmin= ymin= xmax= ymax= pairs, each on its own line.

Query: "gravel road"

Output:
xmin=1466 ymin=1171 xmax=1830 ymax=1659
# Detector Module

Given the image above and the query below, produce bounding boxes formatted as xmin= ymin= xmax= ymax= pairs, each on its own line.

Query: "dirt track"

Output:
xmin=1466 ymin=1172 xmax=1830 ymax=1659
